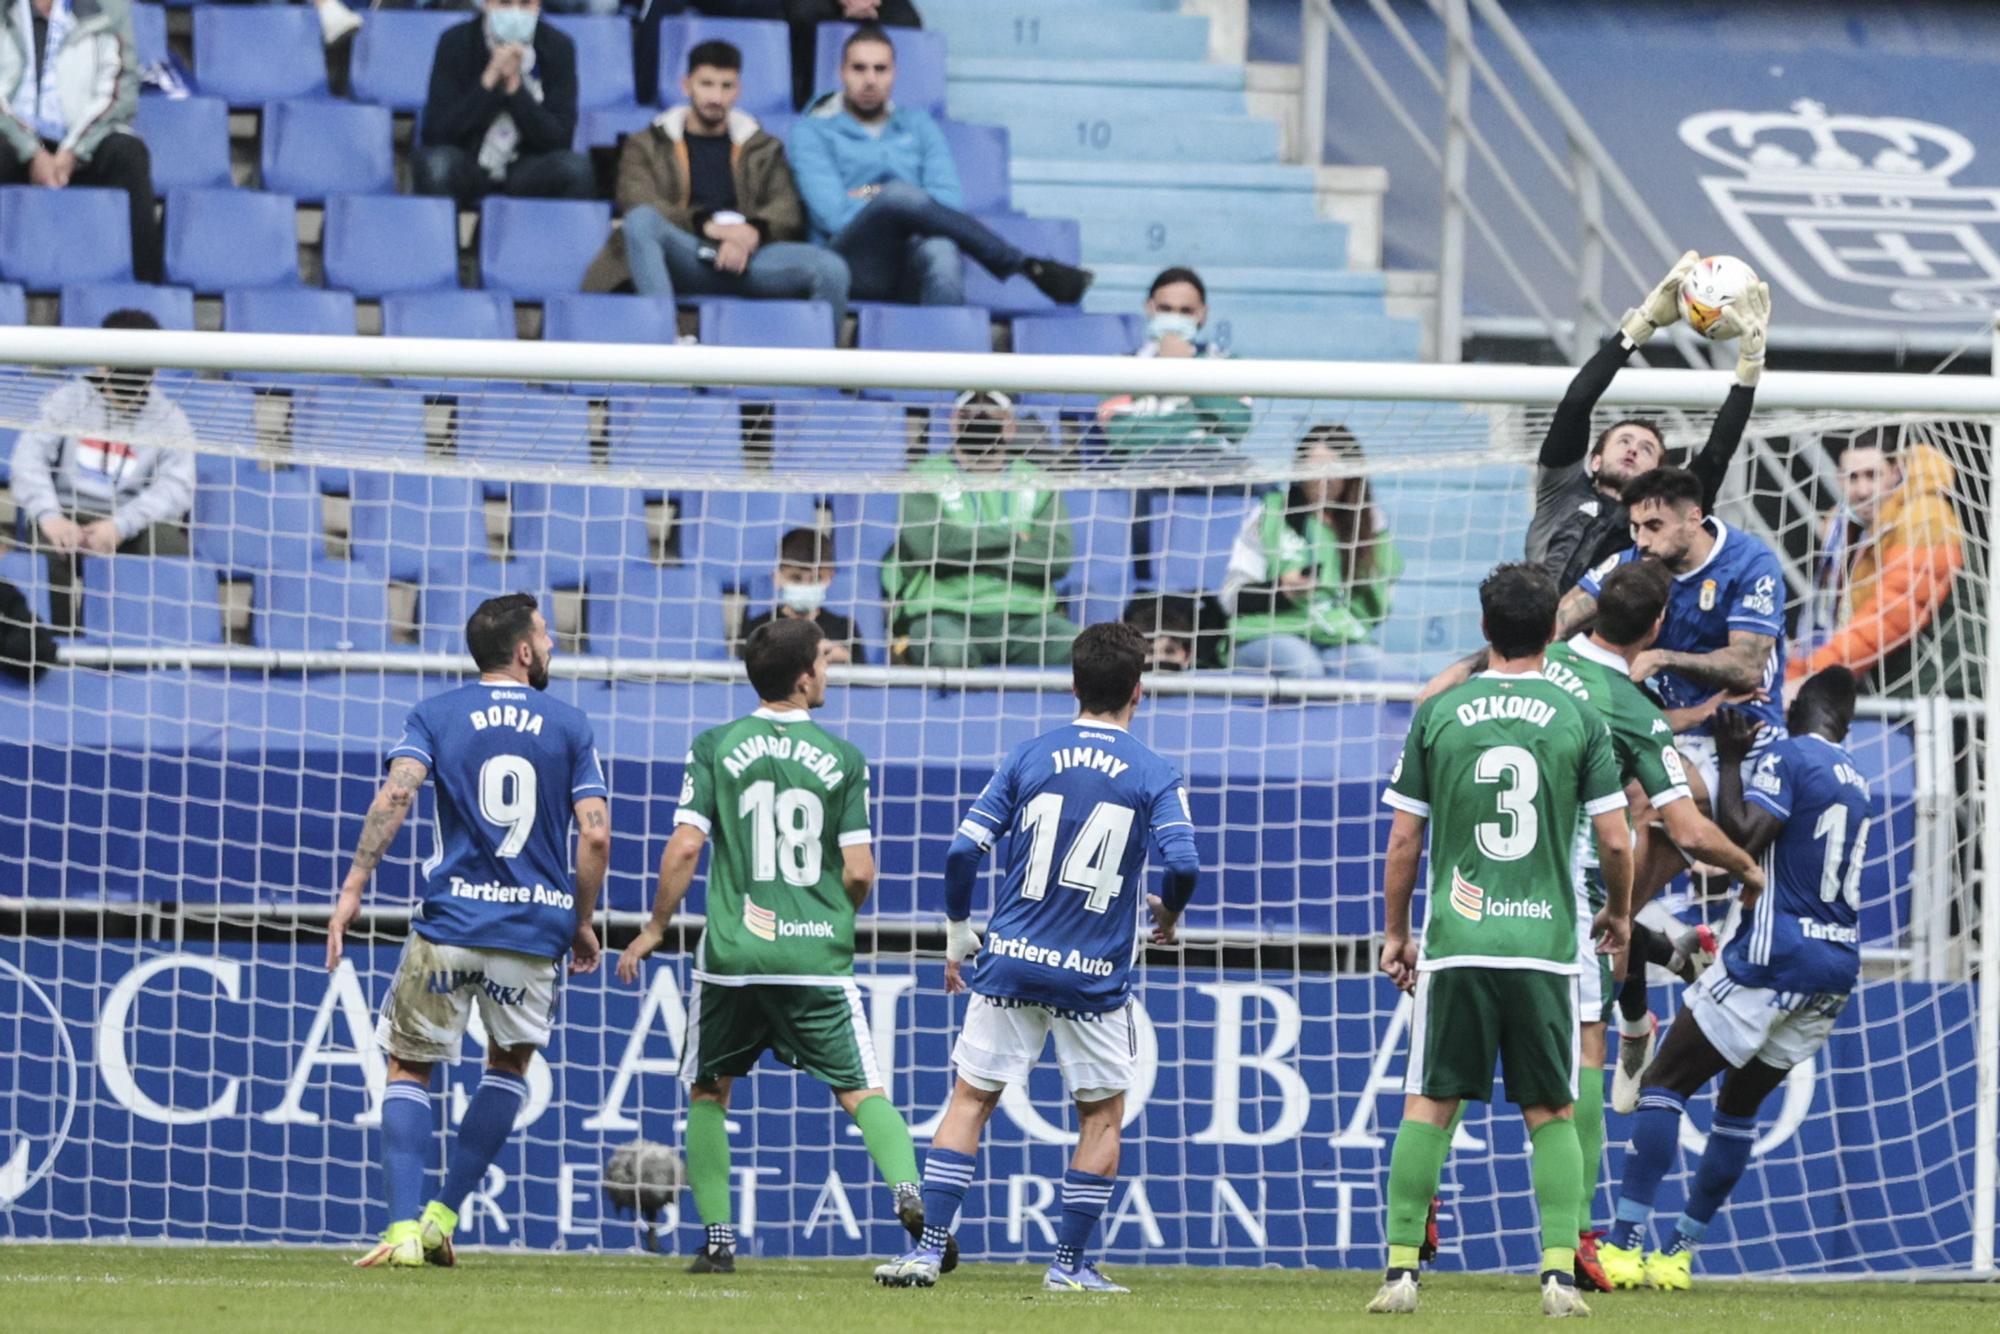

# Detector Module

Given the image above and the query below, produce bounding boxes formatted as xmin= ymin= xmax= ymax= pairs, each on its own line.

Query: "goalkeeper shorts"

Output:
xmin=375 ymin=932 xmax=560 ymax=1062
xmin=1686 ymin=960 xmax=1847 ymax=1070
xmin=953 ymin=992 xmax=1137 ymax=1102
xmin=1404 ymin=966 xmax=1580 ymax=1109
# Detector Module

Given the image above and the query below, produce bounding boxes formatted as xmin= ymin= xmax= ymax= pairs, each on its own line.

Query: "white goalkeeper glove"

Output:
xmin=944 ymin=918 xmax=983 ymax=966
xmin=1619 ymin=248 xmax=1700 ymax=346
xmin=1719 ymin=279 xmax=1771 ymax=387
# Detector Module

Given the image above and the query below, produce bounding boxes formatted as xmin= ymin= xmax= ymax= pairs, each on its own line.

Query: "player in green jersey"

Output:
xmin=617 ymin=618 xmax=936 ymax=1275
xmin=1369 ymin=562 xmax=1633 ymax=1320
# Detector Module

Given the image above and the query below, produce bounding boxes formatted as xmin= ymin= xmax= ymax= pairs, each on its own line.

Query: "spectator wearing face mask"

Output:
xmin=412 ymin=0 xmax=595 ymax=209
xmin=1096 ymin=267 xmax=1250 ymax=464
xmin=9 ymin=309 xmax=195 ymax=629
xmin=739 ymin=527 xmax=865 ymax=666
xmin=1120 ymin=592 xmax=1228 ymax=673
xmin=884 ymin=390 xmax=1075 ymax=669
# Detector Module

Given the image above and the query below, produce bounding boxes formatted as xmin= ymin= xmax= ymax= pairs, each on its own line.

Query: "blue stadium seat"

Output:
xmin=295 ymin=386 xmax=426 ymax=497
xmin=418 ymin=567 xmax=555 ymax=655
xmin=1011 ymin=313 xmax=1133 ymax=357
xmin=78 ymin=556 xmax=226 ymax=645
xmin=961 ymin=215 xmax=1082 ymax=317
xmin=134 ymin=2 xmax=167 ymax=69
xmin=827 ymin=489 xmax=899 ymax=653
xmin=0 ymin=549 xmax=49 ymax=623
xmin=1058 ymin=489 xmax=1136 ymax=628
xmin=0 ymin=281 xmax=22 ymax=324
xmin=0 ymin=186 xmax=131 ymax=288
xmin=349 ymin=10 xmax=464 ymax=112
xmin=546 ymin=15 xmax=636 ymax=109
xmin=61 ymin=282 xmax=193 ymax=330
xmin=1379 ymin=578 xmax=1486 ymax=663
xmin=192 ymin=469 xmax=324 ymax=576
xmin=544 ymin=292 xmax=680 ymax=346
xmin=657 ymin=17 xmax=792 ymax=116
xmin=938 ymin=121 xmax=1012 ymax=215
xmin=321 ymin=194 xmax=459 ymax=297
xmin=134 ymin=96 xmax=233 ymax=191
xmin=260 ymin=100 xmax=396 ymax=201
xmin=192 ymin=7 xmax=328 ymax=105
xmin=223 ymin=287 xmax=356 ymax=337
xmin=164 ymin=188 xmax=299 ymax=292
xmin=813 ymin=23 xmax=946 ymax=114
xmin=1149 ymin=489 xmax=1258 ymax=595
xmin=177 ymin=385 xmax=258 ymax=463
xmin=585 ymin=561 xmax=728 ymax=661
xmin=349 ymin=473 xmax=489 ymax=584
xmin=515 ymin=483 xmax=652 ymax=590
xmin=688 ymin=491 xmax=822 ymax=591
xmin=478 ymin=198 xmax=612 ymax=300
xmin=380 ymin=290 xmax=516 ymax=342
xmin=698 ymin=298 xmax=834 ymax=349
xmin=856 ymin=303 xmax=990 ymax=354
xmin=577 ymin=104 xmax=658 ymax=154
xmin=255 ymin=561 xmax=392 ymax=653
xmin=771 ymin=398 xmax=910 ymax=478
xmin=607 ymin=394 xmax=742 ymax=473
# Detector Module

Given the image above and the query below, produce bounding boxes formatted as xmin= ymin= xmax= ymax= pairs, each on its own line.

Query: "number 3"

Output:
xmin=1474 ymin=745 xmax=1540 ymax=862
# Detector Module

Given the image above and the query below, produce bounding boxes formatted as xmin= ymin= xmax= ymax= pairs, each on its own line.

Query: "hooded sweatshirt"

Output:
xmin=786 ymin=90 xmax=960 ymax=241
xmin=8 ymin=376 xmax=195 ymax=539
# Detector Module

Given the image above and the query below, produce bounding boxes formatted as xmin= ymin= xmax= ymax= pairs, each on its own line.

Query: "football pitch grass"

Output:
xmin=3 ymin=1248 xmax=1998 ymax=1333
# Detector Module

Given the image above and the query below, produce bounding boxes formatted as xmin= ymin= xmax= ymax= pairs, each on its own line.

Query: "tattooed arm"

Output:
xmin=327 ymin=757 xmax=427 ymax=970
xmin=568 ymin=796 xmax=611 ymax=973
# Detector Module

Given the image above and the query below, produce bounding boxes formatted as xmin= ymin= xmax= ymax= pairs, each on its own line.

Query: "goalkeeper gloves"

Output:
xmin=1721 ymin=279 xmax=1772 ymax=387
xmin=944 ymin=918 xmax=983 ymax=966
xmin=1619 ymin=249 xmax=1700 ymax=346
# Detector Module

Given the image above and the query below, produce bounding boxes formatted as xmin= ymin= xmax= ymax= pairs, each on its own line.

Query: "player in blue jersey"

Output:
xmin=328 ymin=593 xmax=611 ymax=1269
xmin=873 ymin=622 xmax=1201 ymax=1294
xmin=1597 ymin=667 xmax=1868 ymax=1291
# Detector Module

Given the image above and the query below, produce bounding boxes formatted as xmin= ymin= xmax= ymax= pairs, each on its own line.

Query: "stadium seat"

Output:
xmin=0 ymin=186 xmax=132 ymax=288
xmin=856 ymin=304 xmax=991 ymax=354
xmin=349 ymin=9 xmax=465 ymax=112
xmin=133 ymin=96 xmax=233 ymax=191
xmin=688 ymin=490 xmax=823 ymax=591
xmin=545 ymin=15 xmax=637 ymax=109
xmin=576 ymin=104 xmax=658 ymax=155
xmin=321 ymin=194 xmax=460 ymax=297
xmin=133 ymin=2 xmax=167 ymax=69
xmin=260 ymin=101 xmax=396 ymax=202
xmin=164 ymin=188 xmax=300 ymax=292
xmin=380 ymin=290 xmax=517 ymax=342
xmin=0 ymin=281 xmax=22 ymax=324
xmin=543 ymin=293 xmax=680 ymax=346
xmin=223 ymin=287 xmax=357 ymax=338
xmin=813 ymin=23 xmax=947 ymax=114
xmin=961 ymin=216 xmax=1083 ymax=317
xmin=772 ymin=398 xmax=910 ymax=476
xmin=192 ymin=469 xmax=324 ymax=577
xmin=0 ymin=549 xmax=49 ymax=624
xmin=78 ymin=556 xmax=226 ymax=645
xmin=826 ymin=489 xmax=899 ymax=654
xmin=1058 ymin=488 xmax=1137 ymax=628
xmin=295 ymin=386 xmax=427 ymax=498
xmin=192 ymin=7 xmax=328 ymax=105
xmin=1011 ymin=313 xmax=1133 ymax=357
xmin=349 ymin=473 xmax=490 ymax=584
xmin=178 ymin=384 xmax=257 ymax=463
xmin=60 ymin=282 xmax=193 ymax=331
xmin=585 ymin=561 xmax=728 ymax=661
xmin=939 ymin=121 xmax=1012 ymax=215
xmin=657 ymin=17 xmax=792 ymax=117
xmin=417 ymin=566 xmax=555 ymax=654
xmin=255 ymin=561 xmax=392 ymax=653
xmin=1379 ymin=578 xmax=1487 ymax=663
xmin=606 ymin=394 xmax=742 ymax=473
xmin=478 ymin=198 xmax=612 ymax=301
xmin=1149 ymin=488 xmax=1259 ymax=595
xmin=698 ymin=298 xmax=834 ymax=349
xmin=514 ymin=483 xmax=652 ymax=590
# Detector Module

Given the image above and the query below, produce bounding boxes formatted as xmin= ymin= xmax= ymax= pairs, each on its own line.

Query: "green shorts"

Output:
xmin=680 ymin=979 xmax=881 ymax=1092
xmin=1578 ymin=866 xmax=1616 ymax=1026
xmin=1406 ymin=966 xmax=1580 ymax=1110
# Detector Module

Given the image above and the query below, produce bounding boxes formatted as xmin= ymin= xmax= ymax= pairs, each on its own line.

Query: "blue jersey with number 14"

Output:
xmin=958 ymin=721 xmax=1195 ymax=1012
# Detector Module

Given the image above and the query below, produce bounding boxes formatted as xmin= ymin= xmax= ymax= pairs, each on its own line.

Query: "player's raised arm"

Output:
xmin=1145 ymin=778 xmax=1200 ymax=946
xmin=1710 ymin=712 xmax=1784 ymax=870
xmin=328 ymin=755 xmax=427 ymax=971
xmin=570 ymin=796 xmax=610 ymax=974
xmin=1687 ymin=280 xmax=1771 ymax=507
xmin=1633 ymin=629 xmax=1776 ymax=696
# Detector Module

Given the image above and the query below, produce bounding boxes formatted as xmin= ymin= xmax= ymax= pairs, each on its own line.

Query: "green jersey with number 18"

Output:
xmin=1384 ymin=670 xmax=1627 ymax=973
xmin=674 ymin=706 xmax=873 ymax=984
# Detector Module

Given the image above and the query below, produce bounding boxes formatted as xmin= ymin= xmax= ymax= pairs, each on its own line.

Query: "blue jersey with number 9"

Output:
xmin=387 ymin=681 xmax=607 ymax=961
xmin=957 ymin=721 xmax=1195 ymax=1012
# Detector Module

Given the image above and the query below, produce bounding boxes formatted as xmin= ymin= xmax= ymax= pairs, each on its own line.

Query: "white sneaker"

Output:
xmin=1540 ymin=1274 xmax=1592 ymax=1318
xmin=873 ymin=1245 xmax=943 ymax=1289
xmin=1610 ymin=1013 xmax=1656 ymax=1115
xmin=1365 ymin=1272 xmax=1419 ymax=1315
xmin=318 ymin=0 xmax=363 ymax=45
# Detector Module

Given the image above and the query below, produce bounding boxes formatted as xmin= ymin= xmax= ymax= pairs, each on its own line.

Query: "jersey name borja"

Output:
xmin=1579 ymin=517 xmax=1788 ymax=734
xmin=958 ymin=721 xmax=1195 ymax=1012
xmin=1731 ymin=733 xmax=1873 ymax=995
xmin=387 ymin=681 xmax=608 ymax=961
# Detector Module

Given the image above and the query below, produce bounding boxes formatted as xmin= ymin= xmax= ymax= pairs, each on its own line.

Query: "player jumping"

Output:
xmin=1369 ymin=562 xmax=1632 ymax=1320
xmin=616 ymin=618 xmax=932 ymax=1275
xmin=1598 ymin=667 xmax=1869 ymax=1291
xmin=332 ymin=593 xmax=611 ymax=1269
xmin=873 ymin=622 xmax=1200 ymax=1293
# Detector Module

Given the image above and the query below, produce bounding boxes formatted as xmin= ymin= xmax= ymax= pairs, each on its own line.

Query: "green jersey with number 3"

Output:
xmin=1384 ymin=670 xmax=1626 ymax=973
xmin=1543 ymin=636 xmax=1693 ymax=880
xmin=674 ymin=707 xmax=873 ymax=983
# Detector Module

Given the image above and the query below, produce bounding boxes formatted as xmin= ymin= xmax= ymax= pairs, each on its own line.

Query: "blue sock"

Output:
xmin=436 ymin=1071 xmax=527 ymax=1213
xmin=1607 ymin=1085 xmax=1686 ymax=1251
xmin=380 ymin=1078 xmax=433 ymax=1223
xmin=1663 ymin=1214 xmax=1708 ymax=1256
xmin=919 ymin=1147 xmax=975 ymax=1252
xmin=1674 ymin=1110 xmax=1757 ymax=1249
xmin=1054 ymin=1168 xmax=1115 ymax=1270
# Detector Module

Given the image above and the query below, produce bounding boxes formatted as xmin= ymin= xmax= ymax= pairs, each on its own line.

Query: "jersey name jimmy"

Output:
xmin=1050 ymin=746 xmax=1131 ymax=779
xmin=468 ymin=701 xmax=546 ymax=736
xmin=720 ymin=733 xmax=849 ymax=788
xmin=1453 ymin=695 xmax=1558 ymax=729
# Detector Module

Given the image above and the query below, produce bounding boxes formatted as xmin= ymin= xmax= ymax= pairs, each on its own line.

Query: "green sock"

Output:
xmin=1530 ymin=1116 xmax=1584 ymax=1263
xmin=685 ymin=1099 xmax=733 ymax=1226
xmin=1574 ymin=1068 xmax=1606 ymax=1232
xmin=1385 ymin=1118 xmax=1451 ymax=1255
xmin=851 ymin=1094 xmax=920 ymax=1190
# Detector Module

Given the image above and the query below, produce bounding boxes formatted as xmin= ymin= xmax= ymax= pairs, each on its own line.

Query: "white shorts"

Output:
xmin=1652 ymin=729 xmax=1782 ymax=916
xmin=953 ymin=993 xmax=1137 ymax=1102
xmin=375 ymin=933 xmax=561 ymax=1063
xmin=1686 ymin=960 xmax=1846 ymax=1070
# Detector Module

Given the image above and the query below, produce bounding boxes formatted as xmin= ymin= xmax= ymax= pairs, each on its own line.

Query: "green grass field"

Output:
xmin=2 ymin=1248 xmax=1996 ymax=1333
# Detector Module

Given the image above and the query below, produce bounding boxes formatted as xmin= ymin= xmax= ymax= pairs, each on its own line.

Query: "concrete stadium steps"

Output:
xmin=1080 ymin=263 xmax=1414 ymax=361
xmin=976 ymin=112 xmax=1282 ymax=165
xmin=1075 ymin=213 xmax=1349 ymax=269
xmin=1009 ymin=159 xmax=1323 ymax=220
xmin=922 ymin=2 xmax=1213 ymax=63
xmin=947 ymin=59 xmax=1248 ymax=120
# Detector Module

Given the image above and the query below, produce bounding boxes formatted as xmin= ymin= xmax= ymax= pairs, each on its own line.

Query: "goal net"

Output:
xmin=0 ymin=329 xmax=1994 ymax=1278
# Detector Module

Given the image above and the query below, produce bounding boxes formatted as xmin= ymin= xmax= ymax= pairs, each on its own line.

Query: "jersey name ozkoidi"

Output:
xmin=1544 ymin=636 xmax=1693 ymax=872
xmin=387 ymin=681 xmax=608 ymax=961
xmin=960 ymin=721 xmax=1195 ymax=1012
xmin=1384 ymin=671 xmax=1626 ymax=973
xmin=675 ymin=707 xmax=872 ymax=984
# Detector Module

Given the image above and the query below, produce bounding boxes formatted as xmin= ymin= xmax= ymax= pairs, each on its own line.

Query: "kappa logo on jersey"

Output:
xmin=1650 ymin=718 xmax=1672 ymax=736
xmin=744 ymin=899 xmax=778 ymax=941
xmin=1751 ymin=754 xmax=1785 ymax=795
xmin=1450 ymin=869 xmax=1485 ymax=921
xmin=1745 ymin=574 xmax=1779 ymax=617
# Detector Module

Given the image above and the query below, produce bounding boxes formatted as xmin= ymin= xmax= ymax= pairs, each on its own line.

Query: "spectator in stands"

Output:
xmin=1121 ymin=592 xmax=1228 ymax=673
xmin=9 ymin=310 xmax=196 ymax=630
xmin=885 ymin=390 xmax=1075 ymax=669
xmin=740 ymin=526 xmax=866 ymax=665
xmin=583 ymin=40 xmax=850 ymax=325
xmin=1792 ymin=434 xmax=1978 ymax=699
xmin=783 ymin=0 xmax=920 ymax=110
xmin=1097 ymin=267 xmax=1250 ymax=463
xmin=789 ymin=24 xmax=1091 ymax=309
xmin=1219 ymin=424 xmax=1402 ymax=679
xmin=0 ymin=0 xmax=161 ymax=282
xmin=412 ymin=0 xmax=595 ymax=209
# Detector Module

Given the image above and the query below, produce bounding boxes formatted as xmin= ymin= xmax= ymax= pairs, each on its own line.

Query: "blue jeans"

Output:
xmin=828 ymin=181 xmax=1024 ymax=305
xmin=623 ymin=205 xmax=852 ymax=328
xmin=1233 ymin=635 xmax=1387 ymax=680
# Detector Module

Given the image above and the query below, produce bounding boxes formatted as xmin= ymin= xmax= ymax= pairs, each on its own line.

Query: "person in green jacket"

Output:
xmin=885 ymin=391 xmax=1077 ymax=669
xmin=1095 ymin=267 xmax=1251 ymax=465
xmin=1219 ymin=424 xmax=1403 ymax=678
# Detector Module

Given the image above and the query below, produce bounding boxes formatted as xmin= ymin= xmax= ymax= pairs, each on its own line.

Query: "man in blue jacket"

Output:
xmin=788 ymin=24 xmax=1090 ymax=308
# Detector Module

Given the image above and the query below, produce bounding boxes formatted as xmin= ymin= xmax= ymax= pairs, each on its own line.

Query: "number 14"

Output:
xmin=1018 ymin=792 xmax=1132 ymax=913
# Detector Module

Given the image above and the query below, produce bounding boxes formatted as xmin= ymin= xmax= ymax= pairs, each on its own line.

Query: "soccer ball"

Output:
xmin=602 ymin=1139 xmax=685 ymax=1222
xmin=1678 ymin=254 xmax=1759 ymax=339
